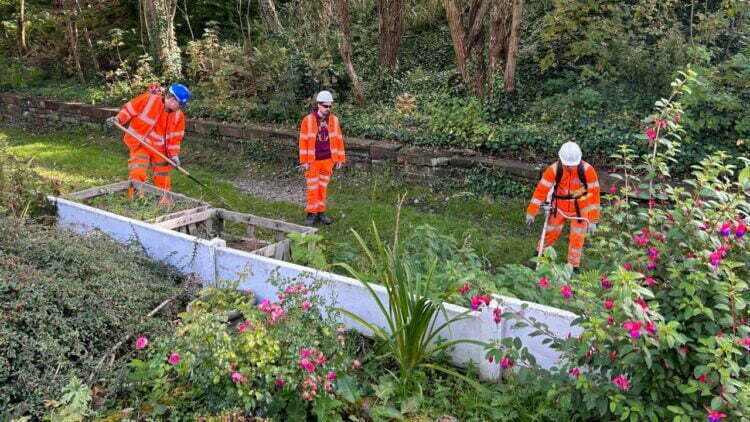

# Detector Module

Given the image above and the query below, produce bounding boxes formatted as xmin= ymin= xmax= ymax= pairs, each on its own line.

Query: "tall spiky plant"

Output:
xmin=336 ymin=196 xmax=485 ymax=395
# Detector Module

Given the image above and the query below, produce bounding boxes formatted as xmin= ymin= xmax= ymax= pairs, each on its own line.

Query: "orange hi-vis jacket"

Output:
xmin=116 ymin=92 xmax=186 ymax=158
xmin=527 ymin=161 xmax=601 ymax=223
xmin=298 ymin=113 xmax=345 ymax=164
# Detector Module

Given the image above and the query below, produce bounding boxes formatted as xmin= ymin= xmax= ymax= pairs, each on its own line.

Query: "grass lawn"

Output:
xmin=0 ymin=122 xmax=555 ymax=270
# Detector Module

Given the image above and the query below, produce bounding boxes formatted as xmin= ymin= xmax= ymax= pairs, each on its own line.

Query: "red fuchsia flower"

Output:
xmin=647 ymin=247 xmax=659 ymax=258
xmin=231 ymin=371 xmax=248 ymax=384
xmin=604 ymin=299 xmax=614 ymax=310
xmin=600 ymin=276 xmax=613 ymax=289
xmin=269 ymin=308 xmax=286 ymax=324
xmin=645 ymin=262 xmax=657 ymax=271
xmin=315 ymin=353 xmax=326 ymax=365
xmin=493 ymin=307 xmax=502 ymax=324
xmin=500 ymin=357 xmax=514 ymax=369
xmin=645 ymin=277 xmax=656 ymax=287
xmin=707 ymin=410 xmax=727 ymax=422
xmin=716 ymin=332 xmax=724 ymax=339
xmin=569 ymin=368 xmax=580 ymax=377
xmin=168 ymin=353 xmax=181 ymax=364
xmin=278 ymin=293 xmax=287 ymax=301
xmin=612 ymin=375 xmax=630 ymax=390
xmin=674 ymin=114 xmax=681 ymax=123
xmin=238 ymin=321 xmax=255 ymax=334
xmin=135 ymin=336 xmax=148 ymax=350
xmin=487 ymin=357 xmax=494 ymax=363
xmin=634 ymin=234 xmax=648 ymax=246
xmin=654 ymin=119 xmax=667 ymax=129
xmin=275 ymin=378 xmax=286 ymax=387
xmin=623 ymin=320 xmax=642 ymax=338
xmin=646 ymin=321 xmax=657 ymax=335
xmin=649 ymin=199 xmax=656 ymax=209
xmin=698 ymin=375 xmax=707 ymax=383
xmin=298 ymin=358 xmax=315 ymax=372
xmin=718 ymin=245 xmax=730 ymax=258
xmin=470 ymin=295 xmax=492 ymax=310
xmin=459 ymin=283 xmax=470 ymax=295
xmin=560 ymin=285 xmax=573 ymax=299
xmin=538 ymin=277 xmax=550 ymax=288
xmin=300 ymin=348 xmax=315 ymax=359
xmin=741 ymin=337 xmax=750 ymax=351
xmin=352 ymin=360 xmax=362 ymax=369
xmin=301 ymin=301 xmax=312 ymax=311
xmin=667 ymin=214 xmax=675 ymax=222
xmin=623 ymin=262 xmax=632 ymax=271
xmin=608 ymin=186 xmax=617 ymax=194
xmin=258 ymin=299 xmax=274 ymax=313
xmin=636 ymin=298 xmax=649 ymax=311
xmin=610 ymin=351 xmax=618 ymax=360
xmin=607 ymin=315 xmax=615 ymax=325
xmin=719 ymin=222 xmax=732 ymax=237
xmin=709 ymin=251 xmax=722 ymax=267
xmin=326 ymin=371 xmax=336 ymax=380
xmin=301 ymin=391 xmax=313 ymax=401
xmin=736 ymin=220 xmax=747 ymax=238
xmin=645 ymin=129 xmax=657 ymax=141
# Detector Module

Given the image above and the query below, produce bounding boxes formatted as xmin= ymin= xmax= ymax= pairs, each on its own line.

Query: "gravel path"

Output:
xmin=228 ymin=168 xmax=306 ymax=206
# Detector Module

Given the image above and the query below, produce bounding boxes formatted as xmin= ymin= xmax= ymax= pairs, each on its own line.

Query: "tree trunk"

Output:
xmin=258 ymin=0 xmax=283 ymax=32
xmin=62 ymin=0 xmax=85 ymax=82
xmin=443 ymin=0 xmax=491 ymax=97
xmin=489 ymin=0 xmax=512 ymax=81
xmin=142 ymin=0 xmax=182 ymax=80
xmin=443 ymin=0 xmax=469 ymax=81
xmin=377 ymin=0 xmax=406 ymax=69
xmin=336 ymin=0 xmax=364 ymax=104
xmin=74 ymin=0 xmax=100 ymax=72
xmin=503 ymin=0 xmax=523 ymax=93
xmin=17 ymin=0 xmax=27 ymax=54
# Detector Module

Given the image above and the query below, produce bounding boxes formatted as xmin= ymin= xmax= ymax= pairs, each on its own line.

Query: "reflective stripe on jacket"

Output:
xmin=116 ymin=93 xmax=185 ymax=156
xmin=298 ymin=113 xmax=345 ymax=164
xmin=526 ymin=161 xmax=601 ymax=223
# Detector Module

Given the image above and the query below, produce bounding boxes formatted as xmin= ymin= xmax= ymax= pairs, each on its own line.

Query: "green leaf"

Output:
xmin=370 ymin=405 xmax=404 ymax=420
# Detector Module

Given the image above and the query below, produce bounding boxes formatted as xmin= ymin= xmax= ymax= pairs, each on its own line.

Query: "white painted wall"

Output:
xmin=50 ymin=195 xmax=581 ymax=380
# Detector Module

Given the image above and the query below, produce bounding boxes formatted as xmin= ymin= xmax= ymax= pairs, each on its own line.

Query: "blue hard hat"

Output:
xmin=168 ymin=83 xmax=191 ymax=106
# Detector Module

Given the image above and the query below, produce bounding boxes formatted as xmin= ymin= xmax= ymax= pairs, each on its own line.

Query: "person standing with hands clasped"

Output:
xmin=298 ymin=91 xmax=346 ymax=225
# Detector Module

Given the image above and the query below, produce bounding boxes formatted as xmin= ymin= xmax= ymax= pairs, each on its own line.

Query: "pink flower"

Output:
xmin=607 ymin=315 xmax=615 ymax=325
xmin=500 ymin=357 xmax=514 ymax=369
xmin=608 ymin=186 xmax=617 ymax=195
xmin=315 ymin=353 xmax=326 ymax=365
xmin=300 ymin=348 xmax=314 ymax=358
xmin=612 ymin=375 xmax=630 ymax=390
xmin=275 ymin=378 xmax=286 ymax=387
xmin=623 ymin=262 xmax=632 ymax=271
xmin=645 ymin=277 xmax=656 ymax=286
xmin=698 ymin=375 xmax=707 ymax=383
xmin=298 ymin=358 xmax=315 ymax=372
xmin=610 ymin=351 xmax=618 ymax=360
xmin=646 ymin=321 xmax=657 ymax=335
xmin=654 ymin=119 xmax=667 ymax=129
xmin=135 ymin=336 xmax=148 ymax=350
xmin=623 ymin=320 xmax=642 ymax=338
xmin=736 ymin=220 xmax=747 ymax=238
xmin=326 ymin=371 xmax=336 ymax=380
xmin=569 ymin=368 xmax=580 ymax=377
xmin=258 ymin=299 xmax=273 ymax=313
xmin=470 ymin=295 xmax=491 ymax=310
xmin=301 ymin=301 xmax=312 ymax=311
xmin=709 ymin=251 xmax=722 ymax=267
xmin=302 ymin=391 xmax=312 ymax=401
xmin=719 ymin=222 xmax=732 ymax=237
xmin=168 ymin=353 xmax=181 ymax=364
xmin=352 ymin=359 xmax=362 ymax=369
xmin=238 ymin=320 xmax=254 ymax=333
xmin=636 ymin=298 xmax=649 ymax=311
xmin=487 ymin=357 xmax=494 ymax=363
xmin=459 ymin=283 xmax=470 ymax=295
xmin=708 ymin=410 xmax=727 ymax=422
xmin=645 ymin=129 xmax=657 ymax=141
xmin=269 ymin=308 xmax=286 ymax=324
xmin=492 ymin=307 xmax=502 ymax=324
xmin=600 ymin=276 xmax=613 ymax=289
xmin=645 ymin=262 xmax=657 ymax=271
xmin=560 ymin=285 xmax=572 ymax=299
xmin=337 ymin=326 xmax=346 ymax=335
xmin=604 ymin=299 xmax=614 ymax=310
xmin=231 ymin=371 xmax=248 ymax=384
xmin=647 ymin=247 xmax=659 ymax=258
xmin=537 ymin=277 xmax=550 ymax=288
xmin=634 ymin=234 xmax=648 ymax=246
xmin=674 ymin=114 xmax=681 ymax=123
xmin=718 ymin=245 xmax=730 ymax=257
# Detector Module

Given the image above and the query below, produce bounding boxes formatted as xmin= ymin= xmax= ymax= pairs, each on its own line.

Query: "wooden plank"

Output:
xmin=147 ymin=205 xmax=213 ymax=223
xmin=155 ymin=209 xmax=216 ymax=230
xmin=131 ymin=181 xmax=208 ymax=205
xmin=69 ymin=181 xmax=131 ymax=201
xmin=276 ymin=230 xmax=286 ymax=242
xmin=218 ymin=209 xmax=314 ymax=234
xmin=246 ymin=225 xmax=255 ymax=239
xmin=274 ymin=239 xmax=291 ymax=260
xmin=253 ymin=243 xmax=277 ymax=258
xmin=188 ymin=223 xmax=197 ymax=235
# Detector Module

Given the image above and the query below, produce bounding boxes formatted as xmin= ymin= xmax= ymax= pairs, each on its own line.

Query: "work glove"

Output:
xmin=587 ymin=223 xmax=597 ymax=234
xmin=300 ymin=163 xmax=310 ymax=171
xmin=525 ymin=214 xmax=535 ymax=225
xmin=105 ymin=116 xmax=118 ymax=128
xmin=170 ymin=155 xmax=180 ymax=166
xmin=335 ymin=162 xmax=342 ymax=170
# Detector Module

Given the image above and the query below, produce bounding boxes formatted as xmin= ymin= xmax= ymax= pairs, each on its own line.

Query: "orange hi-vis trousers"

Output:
xmin=541 ymin=210 xmax=587 ymax=268
xmin=305 ymin=159 xmax=334 ymax=213
xmin=128 ymin=145 xmax=173 ymax=200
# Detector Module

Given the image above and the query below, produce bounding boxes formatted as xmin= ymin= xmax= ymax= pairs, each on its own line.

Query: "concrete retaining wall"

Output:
xmin=50 ymin=195 xmax=580 ymax=380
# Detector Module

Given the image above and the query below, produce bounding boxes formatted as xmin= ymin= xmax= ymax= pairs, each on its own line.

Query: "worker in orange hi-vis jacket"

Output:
xmin=105 ymin=83 xmax=191 ymax=204
xmin=298 ymin=90 xmax=346 ymax=226
xmin=525 ymin=142 xmax=601 ymax=269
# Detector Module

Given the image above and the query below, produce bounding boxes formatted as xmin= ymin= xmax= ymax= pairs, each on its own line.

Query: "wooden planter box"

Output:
xmin=68 ymin=181 xmax=316 ymax=261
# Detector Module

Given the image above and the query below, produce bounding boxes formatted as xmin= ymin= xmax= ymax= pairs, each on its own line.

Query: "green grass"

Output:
xmin=0 ymin=123 xmax=551 ymax=271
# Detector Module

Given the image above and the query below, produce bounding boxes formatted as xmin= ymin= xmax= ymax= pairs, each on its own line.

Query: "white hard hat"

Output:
xmin=316 ymin=90 xmax=334 ymax=103
xmin=558 ymin=142 xmax=582 ymax=166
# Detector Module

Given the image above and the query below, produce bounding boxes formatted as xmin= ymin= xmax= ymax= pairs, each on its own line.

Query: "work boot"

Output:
xmin=317 ymin=212 xmax=332 ymax=225
xmin=572 ymin=267 xmax=580 ymax=275
xmin=304 ymin=213 xmax=318 ymax=226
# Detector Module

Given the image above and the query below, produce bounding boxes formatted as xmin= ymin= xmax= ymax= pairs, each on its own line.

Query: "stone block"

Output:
xmin=449 ymin=156 xmax=479 ymax=169
xmin=193 ymin=120 xmax=221 ymax=135
xmin=218 ymin=123 xmax=244 ymax=138
xmin=345 ymin=136 xmax=374 ymax=153
xmin=370 ymin=141 xmax=403 ymax=160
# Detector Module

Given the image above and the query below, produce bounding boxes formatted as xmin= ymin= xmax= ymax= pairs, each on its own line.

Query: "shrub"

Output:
xmin=0 ymin=137 xmax=55 ymax=219
xmin=0 ymin=220 xmax=188 ymax=419
xmin=492 ymin=71 xmax=750 ymax=421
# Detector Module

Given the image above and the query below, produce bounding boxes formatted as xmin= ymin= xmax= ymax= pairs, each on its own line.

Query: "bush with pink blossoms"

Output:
xmin=489 ymin=72 xmax=750 ymax=421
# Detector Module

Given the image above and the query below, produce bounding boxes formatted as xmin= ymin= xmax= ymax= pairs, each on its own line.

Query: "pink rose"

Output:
xmin=301 ymin=301 xmax=312 ymax=311
xmin=135 ymin=336 xmax=148 ymax=350
xmin=168 ymin=353 xmax=181 ymax=364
